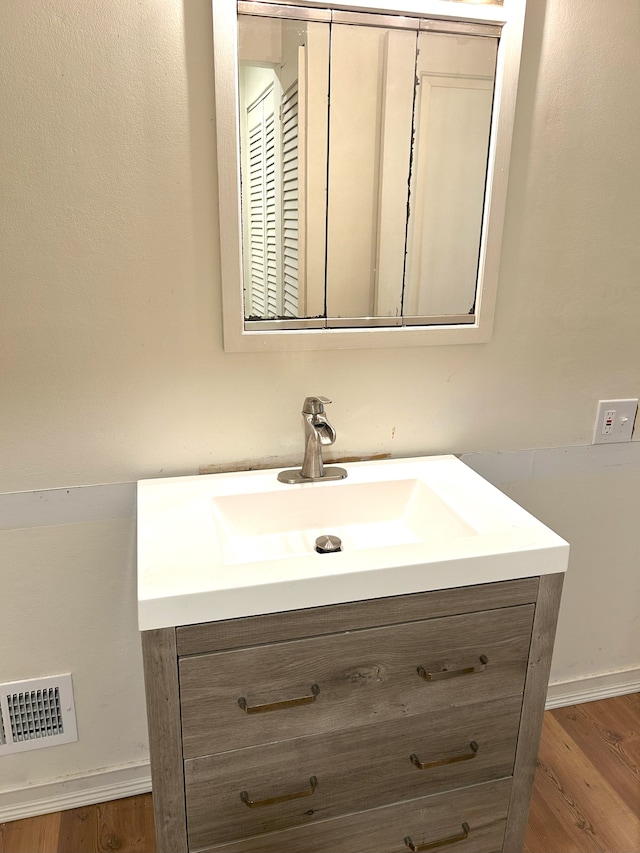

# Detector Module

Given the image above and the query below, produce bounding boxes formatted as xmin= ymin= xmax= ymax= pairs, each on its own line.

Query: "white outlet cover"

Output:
xmin=593 ymin=399 xmax=638 ymax=444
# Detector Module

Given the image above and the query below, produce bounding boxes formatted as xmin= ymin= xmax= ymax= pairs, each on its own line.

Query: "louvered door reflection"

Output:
xmin=281 ymin=78 xmax=301 ymax=317
xmin=246 ymin=86 xmax=281 ymax=318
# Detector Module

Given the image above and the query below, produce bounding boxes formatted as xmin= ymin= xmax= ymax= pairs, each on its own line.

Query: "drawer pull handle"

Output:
xmin=240 ymin=775 xmax=318 ymax=809
xmin=237 ymin=684 xmax=320 ymax=714
xmin=410 ymin=741 xmax=479 ymax=770
xmin=404 ymin=822 xmax=470 ymax=851
xmin=417 ymin=655 xmax=488 ymax=682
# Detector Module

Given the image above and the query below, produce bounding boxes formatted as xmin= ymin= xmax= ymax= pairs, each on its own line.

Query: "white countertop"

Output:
xmin=137 ymin=455 xmax=569 ymax=631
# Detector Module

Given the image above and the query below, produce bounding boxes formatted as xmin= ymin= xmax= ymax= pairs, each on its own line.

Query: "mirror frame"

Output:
xmin=212 ymin=0 xmax=527 ymax=352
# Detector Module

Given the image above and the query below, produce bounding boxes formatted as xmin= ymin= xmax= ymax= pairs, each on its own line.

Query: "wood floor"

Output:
xmin=0 ymin=694 xmax=638 ymax=853
xmin=524 ymin=692 xmax=640 ymax=853
xmin=0 ymin=796 xmax=156 ymax=853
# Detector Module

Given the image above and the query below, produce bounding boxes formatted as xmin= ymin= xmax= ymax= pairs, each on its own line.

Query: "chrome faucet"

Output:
xmin=277 ymin=396 xmax=348 ymax=484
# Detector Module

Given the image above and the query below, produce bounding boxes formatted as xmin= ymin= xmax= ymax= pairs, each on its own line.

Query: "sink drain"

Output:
xmin=315 ymin=535 xmax=342 ymax=554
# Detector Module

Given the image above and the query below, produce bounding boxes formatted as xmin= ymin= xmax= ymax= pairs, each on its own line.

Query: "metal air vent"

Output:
xmin=0 ymin=674 xmax=78 ymax=755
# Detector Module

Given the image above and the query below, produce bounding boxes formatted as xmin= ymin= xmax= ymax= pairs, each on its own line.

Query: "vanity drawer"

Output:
xmin=193 ymin=776 xmax=511 ymax=853
xmin=184 ymin=695 xmax=521 ymax=849
xmin=180 ymin=604 xmax=533 ymax=759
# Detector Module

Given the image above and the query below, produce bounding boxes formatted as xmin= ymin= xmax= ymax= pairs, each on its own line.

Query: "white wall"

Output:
xmin=0 ymin=506 xmax=147 ymax=802
xmin=464 ymin=445 xmax=640 ymax=704
xmin=1 ymin=0 xmax=639 ymax=816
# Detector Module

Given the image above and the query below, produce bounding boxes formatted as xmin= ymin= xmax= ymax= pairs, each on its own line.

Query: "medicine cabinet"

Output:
xmin=212 ymin=0 xmax=527 ymax=351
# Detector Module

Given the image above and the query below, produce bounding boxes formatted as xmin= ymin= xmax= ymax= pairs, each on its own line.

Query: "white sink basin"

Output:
xmin=211 ymin=477 xmax=476 ymax=565
xmin=137 ymin=455 xmax=569 ymax=630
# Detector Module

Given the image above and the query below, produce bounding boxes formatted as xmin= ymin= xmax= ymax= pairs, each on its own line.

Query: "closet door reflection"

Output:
xmin=325 ymin=25 xmax=497 ymax=325
xmin=237 ymin=9 xmax=498 ymax=330
xmin=326 ymin=24 xmax=416 ymax=324
xmin=238 ymin=14 xmax=329 ymax=322
xmin=403 ymin=32 xmax=497 ymax=322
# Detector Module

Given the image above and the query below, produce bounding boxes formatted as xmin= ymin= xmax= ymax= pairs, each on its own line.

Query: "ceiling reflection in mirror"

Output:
xmin=237 ymin=6 xmax=498 ymax=330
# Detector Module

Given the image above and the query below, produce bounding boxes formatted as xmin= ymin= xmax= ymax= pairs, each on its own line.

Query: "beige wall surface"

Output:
xmin=1 ymin=0 xmax=639 ymax=809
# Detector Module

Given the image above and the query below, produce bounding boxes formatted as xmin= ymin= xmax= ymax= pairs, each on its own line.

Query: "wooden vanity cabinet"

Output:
xmin=141 ymin=574 xmax=563 ymax=853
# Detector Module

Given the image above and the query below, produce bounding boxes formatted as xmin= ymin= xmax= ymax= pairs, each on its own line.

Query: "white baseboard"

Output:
xmin=1 ymin=668 xmax=638 ymax=824
xmin=0 ymin=761 xmax=151 ymax=824
xmin=546 ymin=667 xmax=640 ymax=710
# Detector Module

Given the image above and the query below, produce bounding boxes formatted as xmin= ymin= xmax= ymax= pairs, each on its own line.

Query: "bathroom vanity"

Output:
xmin=138 ymin=456 xmax=568 ymax=852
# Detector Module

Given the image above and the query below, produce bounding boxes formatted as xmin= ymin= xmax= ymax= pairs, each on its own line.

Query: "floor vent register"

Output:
xmin=0 ymin=674 xmax=78 ymax=755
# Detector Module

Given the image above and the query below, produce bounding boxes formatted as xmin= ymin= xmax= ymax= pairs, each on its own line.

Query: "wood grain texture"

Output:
xmin=176 ymin=577 xmax=539 ymax=656
xmin=525 ymin=693 xmax=640 ymax=853
xmin=140 ymin=629 xmax=188 ymax=853
xmin=2 ymin=695 xmax=637 ymax=852
xmin=96 ymin=797 xmax=157 ymax=853
xmin=197 ymin=777 xmax=512 ymax=853
xmin=0 ymin=810 xmax=61 ymax=853
xmin=57 ymin=806 xmax=96 ymax=853
xmin=180 ymin=605 xmax=534 ymax=758
xmin=502 ymin=572 xmax=564 ymax=852
xmin=550 ymin=694 xmax=640 ymax=815
xmin=185 ymin=696 xmax=521 ymax=849
xmin=0 ymin=796 xmax=155 ymax=853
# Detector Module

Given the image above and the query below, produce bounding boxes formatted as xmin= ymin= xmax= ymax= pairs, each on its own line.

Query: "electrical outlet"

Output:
xmin=592 ymin=399 xmax=638 ymax=444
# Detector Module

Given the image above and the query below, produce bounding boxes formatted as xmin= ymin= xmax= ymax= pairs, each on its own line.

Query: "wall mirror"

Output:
xmin=212 ymin=0 xmax=527 ymax=351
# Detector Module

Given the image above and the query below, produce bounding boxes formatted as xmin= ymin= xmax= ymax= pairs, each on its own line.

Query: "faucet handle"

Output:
xmin=303 ymin=395 xmax=332 ymax=415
